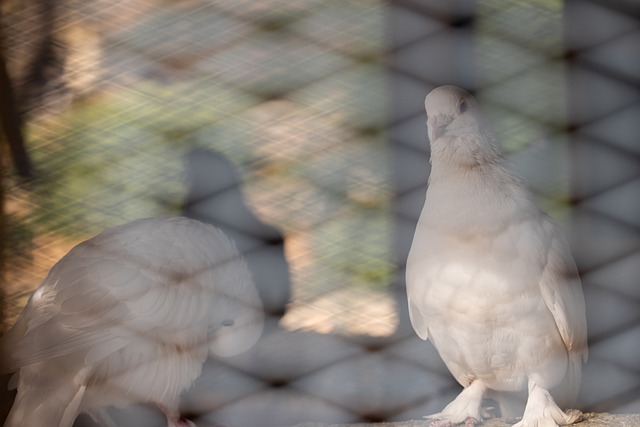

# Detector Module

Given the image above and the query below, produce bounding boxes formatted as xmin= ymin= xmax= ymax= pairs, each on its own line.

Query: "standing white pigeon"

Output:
xmin=1 ymin=217 xmax=264 ymax=427
xmin=406 ymin=86 xmax=588 ymax=427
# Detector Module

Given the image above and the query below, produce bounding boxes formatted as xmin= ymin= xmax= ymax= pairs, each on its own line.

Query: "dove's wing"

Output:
xmin=405 ymin=222 xmax=433 ymax=341
xmin=407 ymin=294 xmax=429 ymax=340
xmin=4 ymin=248 xmax=167 ymax=370
xmin=3 ymin=218 xmax=217 ymax=371
xmin=537 ymin=214 xmax=588 ymax=362
xmin=517 ymin=212 xmax=588 ymax=406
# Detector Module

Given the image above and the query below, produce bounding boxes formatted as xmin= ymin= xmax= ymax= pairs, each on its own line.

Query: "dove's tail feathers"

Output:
xmin=4 ymin=367 xmax=87 ymax=427
xmin=551 ymin=353 xmax=583 ymax=411
xmin=489 ymin=390 xmax=526 ymax=418
xmin=564 ymin=354 xmax=583 ymax=407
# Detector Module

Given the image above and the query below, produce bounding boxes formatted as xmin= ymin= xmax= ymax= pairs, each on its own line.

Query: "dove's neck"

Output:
xmin=424 ymin=146 xmax=536 ymax=235
xmin=429 ymin=153 xmax=511 ymax=182
xmin=428 ymin=128 xmax=515 ymax=180
xmin=428 ymin=158 xmax=527 ymax=207
xmin=429 ymin=128 xmax=505 ymax=167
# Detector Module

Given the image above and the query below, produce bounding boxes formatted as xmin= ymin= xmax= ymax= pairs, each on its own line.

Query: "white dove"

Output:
xmin=406 ymin=86 xmax=588 ymax=427
xmin=1 ymin=217 xmax=264 ymax=427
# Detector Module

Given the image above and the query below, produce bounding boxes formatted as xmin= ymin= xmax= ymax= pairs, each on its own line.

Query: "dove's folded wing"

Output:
xmin=408 ymin=296 xmax=429 ymax=340
xmin=3 ymin=246 xmax=176 ymax=370
xmin=537 ymin=215 xmax=588 ymax=363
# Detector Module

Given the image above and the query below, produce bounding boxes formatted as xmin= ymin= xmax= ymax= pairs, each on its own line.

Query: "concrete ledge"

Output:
xmin=293 ymin=413 xmax=640 ymax=427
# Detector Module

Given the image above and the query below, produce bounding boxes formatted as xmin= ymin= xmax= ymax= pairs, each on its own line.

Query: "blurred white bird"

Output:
xmin=406 ymin=86 xmax=588 ymax=427
xmin=1 ymin=217 xmax=264 ymax=427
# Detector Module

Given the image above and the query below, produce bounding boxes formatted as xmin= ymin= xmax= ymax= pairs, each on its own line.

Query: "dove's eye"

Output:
xmin=459 ymin=101 xmax=468 ymax=113
xmin=221 ymin=319 xmax=235 ymax=327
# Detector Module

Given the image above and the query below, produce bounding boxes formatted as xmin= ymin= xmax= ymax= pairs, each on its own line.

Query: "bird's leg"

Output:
xmin=158 ymin=404 xmax=197 ymax=427
xmin=426 ymin=380 xmax=486 ymax=426
xmin=513 ymin=375 xmax=582 ymax=427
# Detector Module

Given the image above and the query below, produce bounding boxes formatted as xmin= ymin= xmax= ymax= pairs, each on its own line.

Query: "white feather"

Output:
xmin=406 ymin=86 xmax=587 ymax=427
xmin=1 ymin=217 xmax=264 ymax=427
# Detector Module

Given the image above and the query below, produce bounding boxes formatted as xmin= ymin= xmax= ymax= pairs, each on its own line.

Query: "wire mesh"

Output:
xmin=0 ymin=0 xmax=639 ymax=425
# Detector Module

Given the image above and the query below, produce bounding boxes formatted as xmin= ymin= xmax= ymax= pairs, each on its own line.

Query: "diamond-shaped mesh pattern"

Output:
xmin=0 ymin=0 xmax=638 ymax=425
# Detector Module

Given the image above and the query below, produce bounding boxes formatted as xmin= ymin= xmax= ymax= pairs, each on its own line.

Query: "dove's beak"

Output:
xmin=429 ymin=115 xmax=451 ymax=141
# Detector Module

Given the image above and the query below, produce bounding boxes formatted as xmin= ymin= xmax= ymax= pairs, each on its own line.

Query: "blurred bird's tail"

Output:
xmin=4 ymin=365 xmax=86 ymax=427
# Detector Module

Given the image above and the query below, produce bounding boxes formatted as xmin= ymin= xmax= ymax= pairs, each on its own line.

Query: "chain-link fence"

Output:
xmin=1 ymin=0 xmax=638 ymax=426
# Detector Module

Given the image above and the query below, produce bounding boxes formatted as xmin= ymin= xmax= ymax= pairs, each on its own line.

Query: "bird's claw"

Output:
xmin=464 ymin=416 xmax=481 ymax=427
xmin=172 ymin=417 xmax=197 ymax=427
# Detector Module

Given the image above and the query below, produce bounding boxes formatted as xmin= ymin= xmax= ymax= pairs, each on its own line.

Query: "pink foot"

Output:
xmin=173 ymin=417 xmax=196 ymax=427
xmin=465 ymin=416 xmax=480 ymax=427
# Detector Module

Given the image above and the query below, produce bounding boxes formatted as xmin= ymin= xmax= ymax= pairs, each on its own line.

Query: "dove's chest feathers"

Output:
xmin=409 ymin=162 xmax=540 ymax=275
xmin=409 ymin=162 xmax=548 ymax=300
xmin=406 ymin=163 xmax=567 ymax=389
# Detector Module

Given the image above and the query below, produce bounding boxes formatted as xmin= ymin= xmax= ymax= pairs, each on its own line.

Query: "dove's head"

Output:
xmin=425 ymin=85 xmax=479 ymax=142
xmin=424 ymin=85 xmax=502 ymax=166
xmin=207 ymin=251 xmax=264 ymax=358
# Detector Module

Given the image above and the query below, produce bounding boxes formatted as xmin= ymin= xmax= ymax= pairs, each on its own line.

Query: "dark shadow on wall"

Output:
xmin=182 ymin=147 xmax=292 ymax=320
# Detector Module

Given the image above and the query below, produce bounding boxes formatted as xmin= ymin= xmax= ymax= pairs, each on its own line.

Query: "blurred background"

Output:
xmin=0 ymin=0 xmax=638 ymax=426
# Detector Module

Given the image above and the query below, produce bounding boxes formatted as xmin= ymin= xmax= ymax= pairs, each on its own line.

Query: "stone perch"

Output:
xmin=293 ymin=413 xmax=640 ymax=427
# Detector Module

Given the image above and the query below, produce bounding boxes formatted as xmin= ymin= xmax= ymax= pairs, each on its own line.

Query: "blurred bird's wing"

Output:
xmin=2 ymin=248 xmax=151 ymax=370
xmin=3 ymin=226 xmax=210 ymax=371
